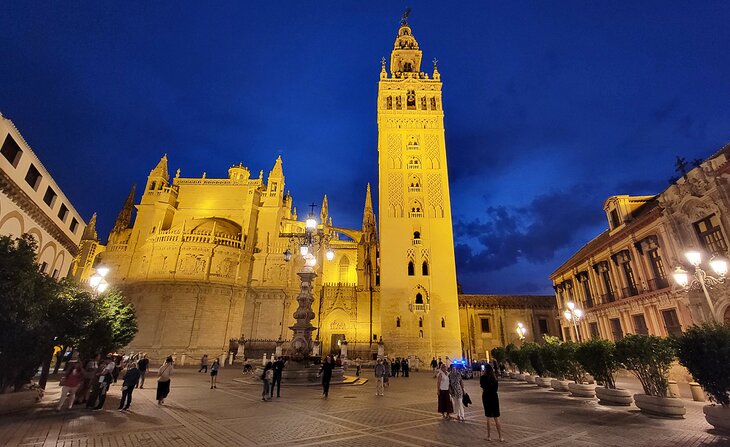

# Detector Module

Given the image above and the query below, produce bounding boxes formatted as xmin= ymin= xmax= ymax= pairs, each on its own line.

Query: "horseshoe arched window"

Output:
xmin=415 ymin=293 xmax=424 ymax=304
xmin=407 ymin=261 xmax=415 ymax=276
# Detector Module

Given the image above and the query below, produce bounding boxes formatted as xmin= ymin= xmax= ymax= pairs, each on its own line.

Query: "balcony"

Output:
xmin=409 ymin=303 xmax=430 ymax=312
xmin=408 ymin=187 xmax=421 ymax=193
xmin=647 ymin=277 xmax=670 ymax=291
xmin=622 ymin=286 xmax=639 ymax=299
xmin=412 ymin=238 xmax=422 ymax=246
xmin=602 ymin=292 xmax=616 ymax=303
xmin=409 ymin=212 xmax=423 ymax=218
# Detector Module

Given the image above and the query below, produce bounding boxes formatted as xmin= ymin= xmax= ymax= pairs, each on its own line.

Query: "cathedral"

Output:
xmin=72 ymin=18 xmax=466 ymax=363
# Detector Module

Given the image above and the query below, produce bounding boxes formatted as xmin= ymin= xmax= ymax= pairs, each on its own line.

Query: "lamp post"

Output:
xmin=563 ymin=301 xmax=583 ymax=342
xmin=282 ymin=210 xmax=334 ymax=360
xmin=89 ymin=264 xmax=110 ymax=295
xmin=672 ymin=250 xmax=727 ymax=323
xmin=516 ymin=322 xmax=527 ymax=342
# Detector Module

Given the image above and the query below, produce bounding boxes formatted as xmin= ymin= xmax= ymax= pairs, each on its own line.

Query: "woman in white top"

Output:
xmin=156 ymin=356 xmax=174 ymax=405
xmin=436 ymin=364 xmax=453 ymax=419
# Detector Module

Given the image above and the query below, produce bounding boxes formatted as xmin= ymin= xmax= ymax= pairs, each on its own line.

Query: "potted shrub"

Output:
xmin=561 ymin=342 xmax=595 ymax=397
xmin=616 ymin=334 xmax=684 ymax=418
xmin=541 ymin=337 xmax=570 ymax=391
xmin=519 ymin=343 xmax=539 ymax=383
xmin=508 ymin=347 xmax=532 ymax=381
xmin=674 ymin=323 xmax=730 ymax=432
xmin=504 ymin=343 xmax=518 ymax=378
xmin=575 ymin=338 xmax=632 ymax=406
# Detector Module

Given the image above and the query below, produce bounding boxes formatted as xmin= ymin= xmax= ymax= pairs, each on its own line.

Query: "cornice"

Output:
xmin=0 ymin=168 xmax=79 ymax=255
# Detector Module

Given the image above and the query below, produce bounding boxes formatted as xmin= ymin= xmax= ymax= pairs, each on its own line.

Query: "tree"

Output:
xmin=73 ymin=288 xmax=138 ymax=361
xmin=615 ymin=334 xmax=675 ymax=397
xmin=575 ymin=338 xmax=619 ymax=389
xmin=0 ymin=235 xmax=59 ymax=393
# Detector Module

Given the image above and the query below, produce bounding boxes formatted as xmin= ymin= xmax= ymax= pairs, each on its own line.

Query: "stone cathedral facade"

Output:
xmin=72 ymin=19 xmax=466 ymax=363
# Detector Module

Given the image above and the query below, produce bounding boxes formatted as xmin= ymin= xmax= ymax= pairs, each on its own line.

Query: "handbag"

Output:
xmin=462 ymin=393 xmax=472 ymax=407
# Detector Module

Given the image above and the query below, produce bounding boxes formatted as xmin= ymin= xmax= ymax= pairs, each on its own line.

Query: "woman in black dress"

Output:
xmin=480 ymin=363 xmax=504 ymax=442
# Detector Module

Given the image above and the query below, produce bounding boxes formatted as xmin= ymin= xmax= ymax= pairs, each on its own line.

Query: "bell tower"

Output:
xmin=377 ymin=15 xmax=461 ymax=360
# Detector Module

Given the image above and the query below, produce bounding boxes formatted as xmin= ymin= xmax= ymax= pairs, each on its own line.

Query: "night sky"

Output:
xmin=2 ymin=2 xmax=729 ymax=294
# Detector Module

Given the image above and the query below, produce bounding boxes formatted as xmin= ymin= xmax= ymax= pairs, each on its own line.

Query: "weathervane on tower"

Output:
xmin=401 ymin=7 xmax=411 ymax=25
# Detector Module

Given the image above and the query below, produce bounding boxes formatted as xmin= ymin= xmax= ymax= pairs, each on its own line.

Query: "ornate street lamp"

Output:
xmin=563 ymin=301 xmax=583 ymax=342
xmin=516 ymin=322 xmax=527 ymax=341
xmin=672 ymin=251 xmax=727 ymax=323
xmin=282 ymin=211 xmax=335 ymax=360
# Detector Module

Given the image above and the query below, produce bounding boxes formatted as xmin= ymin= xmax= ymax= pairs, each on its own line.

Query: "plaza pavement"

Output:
xmin=1 ymin=367 xmax=728 ymax=447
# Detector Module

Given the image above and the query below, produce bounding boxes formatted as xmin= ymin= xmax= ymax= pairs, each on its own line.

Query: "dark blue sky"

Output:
xmin=2 ymin=2 xmax=729 ymax=294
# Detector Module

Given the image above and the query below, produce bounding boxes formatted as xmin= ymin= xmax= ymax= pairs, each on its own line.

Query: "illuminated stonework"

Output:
xmin=377 ymin=19 xmax=462 ymax=360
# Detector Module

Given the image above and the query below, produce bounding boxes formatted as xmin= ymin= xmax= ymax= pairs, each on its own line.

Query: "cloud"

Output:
xmin=454 ymin=184 xmax=605 ymax=275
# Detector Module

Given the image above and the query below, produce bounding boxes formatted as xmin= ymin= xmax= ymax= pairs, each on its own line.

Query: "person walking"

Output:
xmin=92 ymin=358 xmax=115 ymax=410
xmin=118 ymin=362 xmax=141 ymax=411
xmin=156 ymin=356 xmax=174 ymax=405
xmin=448 ymin=365 xmax=466 ymax=422
xmin=56 ymin=363 xmax=83 ymax=411
xmin=355 ymin=357 xmax=362 ymax=377
xmin=481 ymin=363 xmax=504 ymax=442
xmin=319 ymin=355 xmax=334 ymax=399
xmin=403 ymin=358 xmax=410 ymax=377
xmin=430 ymin=357 xmax=438 ymax=376
xmin=261 ymin=361 xmax=273 ymax=401
xmin=198 ymin=354 xmax=209 ymax=373
xmin=374 ymin=359 xmax=386 ymax=396
xmin=436 ymin=363 xmax=453 ymax=419
xmin=382 ymin=358 xmax=390 ymax=388
xmin=210 ymin=358 xmax=220 ymax=389
xmin=271 ymin=357 xmax=285 ymax=398
xmin=137 ymin=354 xmax=149 ymax=388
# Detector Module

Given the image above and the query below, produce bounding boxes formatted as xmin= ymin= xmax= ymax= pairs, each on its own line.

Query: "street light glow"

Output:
xmin=97 ymin=280 xmax=109 ymax=293
xmin=709 ymin=256 xmax=728 ymax=277
xmin=89 ymin=274 xmax=102 ymax=288
xmin=299 ymin=245 xmax=309 ymax=256
xmin=326 ymin=248 xmax=335 ymax=261
xmin=305 ymin=216 xmax=317 ymax=230
xmin=672 ymin=266 xmax=689 ymax=288
xmin=567 ymin=301 xmax=575 ymax=310
xmin=685 ymin=251 xmax=702 ymax=267
xmin=96 ymin=265 xmax=110 ymax=277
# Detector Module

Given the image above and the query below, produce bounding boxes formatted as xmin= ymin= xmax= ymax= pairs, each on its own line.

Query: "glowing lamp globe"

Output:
xmin=710 ymin=256 xmax=728 ymax=277
xmin=685 ymin=251 xmax=702 ymax=267
xmin=306 ymin=216 xmax=317 ymax=230
xmin=89 ymin=274 xmax=102 ymax=288
xmin=97 ymin=280 xmax=109 ymax=294
xmin=305 ymin=256 xmax=317 ymax=267
xmin=672 ymin=266 xmax=689 ymax=288
xmin=299 ymin=245 xmax=309 ymax=257
xmin=326 ymin=248 xmax=335 ymax=261
xmin=96 ymin=265 xmax=110 ymax=278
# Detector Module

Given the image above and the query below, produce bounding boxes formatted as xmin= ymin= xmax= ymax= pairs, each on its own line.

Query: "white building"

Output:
xmin=0 ymin=113 xmax=86 ymax=278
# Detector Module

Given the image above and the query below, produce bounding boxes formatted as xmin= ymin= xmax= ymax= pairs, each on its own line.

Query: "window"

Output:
xmin=441 ymin=317 xmax=445 ymax=328
xmin=24 ymin=164 xmax=42 ymax=190
xmin=538 ymin=318 xmax=549 ymax=335
xmin=386 ymin=96 xmax=392 ymax=110
xmin=632 ymin=314 xmax=649 ymax=335
xmin=609 ymin=318 xmax=623 ymax=341
xmin=338 ymin=256 xmax=350 ymax=283
xmin=661 ymin=309 xmax=682 ymax=337
xmin=419 ymin=329 xmax=424 ymax=338
xmin=582 ymin=279 xmax=593 ymax=307
xmin=418 ymin=317 xmax=423 ymax=328
xmin=52 ymin=269 xmax=59 ymax=279
xmin=373 ymin=334 xmax=378 ymax=341
xmin=43 ymin=186 xmax=57 ymax=207
xmin=70 ymin=218 xmax=79 ymax=233
xmin=694 ymin=214 xmax=728 ymax=255
xmin=407 ymin=261 xmax=415 ymax=276
xmin=413 ymin=231 xmax=420 ymax=239
xmin=621 ymin=262 xmax=638 ymax=297
xmin=589 ymin=322 xmax=600 ymax=338
xmin=58 ymin=204 xmax=69 ymax=222
xmin=563 ymin=327 xmax=571 ymax=341
xmin=601 ymin=270 xmax=615 ymax=302
xmin=480 ymin=318 xmax=490 ymax=333
xmin=39 ymin=262 xmax=48 ymax=273
xmin=396 ymin=317 xmax=401 ymax=328
xmin=415 ymin=293 xmax=423 ymax=304
xmin=610 ymin=209 xmax=621 ymax=229
xmin=1 ymin=134 xmax=22 ymax=166
xmin=430 ymin=97 xmax=436 ymax=109
xmin=406 ymin=90 xmax=416 ymax=109
xmin=149 ymin=181 xmax=156 ymax=190
xmin=407 ymin=157 xmax=421 ymax=170
xmin=648 ymin=249 xmax=669 ymax=289
xmin=422 ymin=261 xmax=429 ymax=276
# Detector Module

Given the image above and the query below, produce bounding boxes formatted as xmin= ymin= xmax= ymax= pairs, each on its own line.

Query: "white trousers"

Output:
xmin=452 ymin=395 xmax=465 ymax=418
xmin=57 ymin=385 xmax=79 ymax=410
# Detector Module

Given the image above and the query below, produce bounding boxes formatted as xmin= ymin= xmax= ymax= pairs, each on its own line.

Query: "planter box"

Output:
xmin=524 ymin=374 xmax=535 ymax=383
xmin=535 ymin=377 xmax=553 ymax=388
xmin=634 ymin=394 xmax=685 ymax=418
xmin=703 ymin=405 xmax=730 ymax=433
xmin=508 ymin=372 xmax=516 ymax=379
xmin=0 ymin=389 xmax=43 ymax=414
xmin=568 ymin=382 xmax=596 ymax=398
xmin=551 ymin=379 xmax=570 ymax=392
xmin=515 ymin=373 xmax=525 ymax=381
xmin=595 ymin=387 xmax=633 ymax=406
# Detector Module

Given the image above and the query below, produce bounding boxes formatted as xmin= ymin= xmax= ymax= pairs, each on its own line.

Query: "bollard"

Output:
xmin=180 ymin=354 xmax=186 ymax=367
xmin=667 ymin=380 xmax=681 ymax=398
xmin=689 ymin=382 xmax=706 ymax=402
xmin=228 ymin=353 xmax=234 ymax=365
